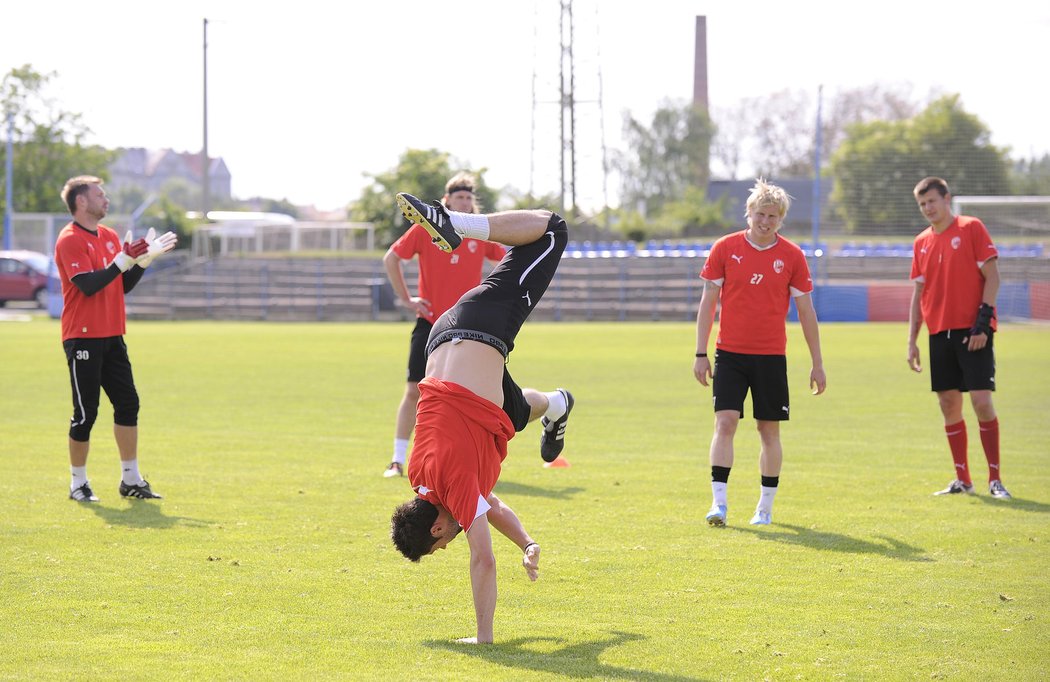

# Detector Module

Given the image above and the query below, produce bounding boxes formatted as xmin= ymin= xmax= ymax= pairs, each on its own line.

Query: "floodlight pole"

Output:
xmin=3 ymin=111 xmax=13 ymax=250
xmin=201 ymin=17 xmax=210 ymax=220
xmin=811 ymin=84 xmax=823 ymax=284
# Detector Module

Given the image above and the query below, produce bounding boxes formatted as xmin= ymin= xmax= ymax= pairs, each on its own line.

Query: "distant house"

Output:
xmin=108 ymin=148 xmax=232 ymax=201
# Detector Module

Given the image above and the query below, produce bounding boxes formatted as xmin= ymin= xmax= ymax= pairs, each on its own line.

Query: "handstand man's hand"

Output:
xmin=522 ymin=542 xmax=540 ymax=581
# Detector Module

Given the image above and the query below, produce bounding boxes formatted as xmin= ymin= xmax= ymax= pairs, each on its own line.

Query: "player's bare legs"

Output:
xmin=756 ymin=421 xmax=783 ymax=476
xmin=710 ymin=411 xmax=739 ymax=468
xmin=706 ymin=410 xmax=738 ymax=526
xmin=484 ymin=211 xmax=553 ymax=245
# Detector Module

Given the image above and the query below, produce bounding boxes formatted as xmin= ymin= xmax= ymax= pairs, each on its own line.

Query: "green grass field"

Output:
xmin=1 ymin=318 xmax=1048 ymax=680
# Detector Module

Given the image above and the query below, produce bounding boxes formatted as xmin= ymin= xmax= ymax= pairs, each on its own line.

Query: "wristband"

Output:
xmin=524 ymin=542 xmax=538 ymax=553
xmin=695 ymin=353 xmax=707 ymax=357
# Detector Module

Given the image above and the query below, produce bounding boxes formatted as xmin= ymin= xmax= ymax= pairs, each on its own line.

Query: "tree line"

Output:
xmin=3 ymin=65 xmax=1048 ymax=249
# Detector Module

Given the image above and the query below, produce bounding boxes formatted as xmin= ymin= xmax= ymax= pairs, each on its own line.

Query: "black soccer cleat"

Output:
xmin=540 ymin=388 xmax=574 ymax=463
xmin=119 ymin=480 xmax=163 ymax=499
xmin=395 ymin=192 xmax=462 ymax=253
xmin=69 ymin=482 xmax=99 ymax=503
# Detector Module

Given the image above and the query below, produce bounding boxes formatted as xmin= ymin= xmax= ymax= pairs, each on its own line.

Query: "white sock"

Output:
xmin=712 ymin=481 xmax=728 ymax=507
xmin=758 ymin=485 xmax=778 ymax=513
xmin=392 ymin=438 xmax=409 ymax=466
xmin=71 ymin=465 xmax=88 ymax=490
xmin=543 ymin=391 xmax=567 ymax=421
xmin=121 ymin=459 xmax=144 ymax=486
xmin=447 ymin=211 xmax=490 ymax=241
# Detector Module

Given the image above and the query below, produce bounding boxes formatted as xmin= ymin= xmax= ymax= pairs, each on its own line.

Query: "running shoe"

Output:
xmin=989 ymin=480 xmax=1012 ymax=499
xmin=706 ymin=504 xmax=727 ymax=527
xmin=540 ymin=389 xmax=574 ymax=463
xmin=933 ymin=479 xmax=975 ymax=496
xmin=119 ymin=480 xmax=163 ymax=499
xmin=750 ymin=509 xmax=772 ymax=525
xmin=395 ymin=192 xmax=462 ymax=253
xmin=69 ymin=482 xmax=99 ymax=503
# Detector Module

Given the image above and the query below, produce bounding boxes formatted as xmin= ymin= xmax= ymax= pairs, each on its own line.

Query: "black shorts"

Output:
xmin=929 ymin=329 xmax=996 ymax=392
xmin=63 ymin=336 xmax=139 ymax=440
xmin=426 ymin=212 xmax=567 ymax=359
xmin=406 ymin=318 xmax=433 ymax=383
xmin=426 ymin=213 xmax=567 ymax=431
xmin=500 ymin=365 xmax=533 ymax=432
xmin=711 ymin=349 xmax=790 ymax=421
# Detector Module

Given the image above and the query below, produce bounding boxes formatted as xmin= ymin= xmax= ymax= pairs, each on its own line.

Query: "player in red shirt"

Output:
xmin=54 ymin=176 xmax=176 ymax=502
xmin=693 ymin=179 xmax=826 ymax=527
xmin=390 ymin=192 xmax=573 ymax=644
xmin=907 ymin=176 xmax=1010 ymax=499
xmin=381 ymin=173 xmax=506 ymax=478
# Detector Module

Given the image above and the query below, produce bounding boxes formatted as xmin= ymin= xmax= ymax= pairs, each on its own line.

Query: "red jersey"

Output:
xmin=390 ymin=224 xmax=506 ymax=323
xmin=408 ymin=377 xmax=516 ymax=532
xmin=910 ymin=216 xmax=998 ymax=335
xmin=54 ymin=222 xmax=127 ymax=341
xmin=700 ymin=231 xmax=813 ymax=355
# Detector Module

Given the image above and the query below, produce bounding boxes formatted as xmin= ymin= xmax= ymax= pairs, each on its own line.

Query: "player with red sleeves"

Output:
xmin=54 ymin=175 xmax=177 ymax=502
xmin=693 ymin=178 xmax=826 ymax=527
xmin=380 ymin=172 xmax=506 ymax=478
xmin=907 ymin=176 xmax=1010 ymax=499
xmin=390 ymin=191 xmax=573 ymax=644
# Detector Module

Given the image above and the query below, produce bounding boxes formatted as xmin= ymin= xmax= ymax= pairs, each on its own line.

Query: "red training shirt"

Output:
xmin=910 ymin=215 xmax=998 ymax=335
xmin=390 ymin=224 xmax=506 ymax=323
xmin=700 ymin=231 xmax=813 ymax=355
xmin=54 ymin=222 xmax=128 ymax=341
xmin=408 ymin=377 xmax=516 ymax=532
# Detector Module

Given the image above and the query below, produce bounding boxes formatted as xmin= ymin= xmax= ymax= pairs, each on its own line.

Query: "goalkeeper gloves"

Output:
xmin=114 ymin=230 xmax=150 ymax=272
xmin=970 ymin=303 xmax=996 ymax=337
xmin=138 ymin=227 xmax=179 ymax=268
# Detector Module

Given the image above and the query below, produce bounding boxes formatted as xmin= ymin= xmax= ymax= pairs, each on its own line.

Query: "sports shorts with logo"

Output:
xmin=928 ymin=328 xmax=996 ymax=393
xmin=426 ymin=213 xmax=568 ymax=431
xmin=712 ymin=349 xmax=790 ymax=421
xmin=63 ymin=336 xmax=139 ymax=440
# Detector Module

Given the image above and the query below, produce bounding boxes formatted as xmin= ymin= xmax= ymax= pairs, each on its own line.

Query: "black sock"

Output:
xmin=761 ymin=475 xmax=779 ymax=488
xmin=712 ymin=466 xmax=731 ymax=483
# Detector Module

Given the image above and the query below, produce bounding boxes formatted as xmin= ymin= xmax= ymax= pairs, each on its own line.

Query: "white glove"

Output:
xmin=114 ymin=230 xmax=149 ymax=272
xmin=138 ymin=227 xmax=178 ymax=268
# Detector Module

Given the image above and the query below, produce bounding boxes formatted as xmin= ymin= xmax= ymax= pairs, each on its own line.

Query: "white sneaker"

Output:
xmin=989 ymin=480 xmax=1012 ymax=499
xmin=750 ymin=509 xmax=772 ymax=525
xmin=933 ymin=479 xmax=975 ymax=496
xmin=383 ymin=462 xmax=403 ymax=478
xmin=705 ymin=504 xmax=727 ymax=527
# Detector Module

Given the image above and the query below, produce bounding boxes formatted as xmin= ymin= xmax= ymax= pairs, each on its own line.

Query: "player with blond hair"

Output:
xmin=693 ymin=178 xmax=826 ymax=527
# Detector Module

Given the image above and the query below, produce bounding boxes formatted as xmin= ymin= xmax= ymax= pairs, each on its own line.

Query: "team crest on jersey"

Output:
xmin=467 ymin=240 xmax=478 ymax=253
xmin=773 ymin=259 xmax=785 ymax=274
xmin=951 ymin=237 xmax=961 ymax=250
xmin=106 ymin=242 xmax=116 ymax=254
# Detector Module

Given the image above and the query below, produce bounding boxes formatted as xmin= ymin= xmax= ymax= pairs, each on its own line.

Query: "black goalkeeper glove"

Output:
xmin=970 ymin=303 xmax=996 ymax=337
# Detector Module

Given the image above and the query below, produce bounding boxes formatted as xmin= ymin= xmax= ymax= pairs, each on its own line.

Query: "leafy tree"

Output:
xmin=712 ymin=83 xmax=922 ymax=180
xmin=615 ymin=102 xmax=713 ymax=217
xmin=829 ymin=95 xmax=1010 ymax=234
xmin=1009 ymin=154 xmax=1050 ymax=195
xmin=135 ymin=195 xmax=192 ymax=244
xmin=0 ymin=65 xmax=116 ymax=219
xmin=350 ymin=149 xmax=497 ymax=248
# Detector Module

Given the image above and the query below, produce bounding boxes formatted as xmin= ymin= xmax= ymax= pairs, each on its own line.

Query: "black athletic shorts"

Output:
xmin=63 ymin=336 xmax=140 ymax=440
xmin=929 ymin=328 xmax=996 ymax=392
xmin=406 ymin=318 xmax=433 ymax=383
xmin=427 ymin=212 xmax=568 ymax=431
xmin=711 ymin=349 xmax=790 ymax=421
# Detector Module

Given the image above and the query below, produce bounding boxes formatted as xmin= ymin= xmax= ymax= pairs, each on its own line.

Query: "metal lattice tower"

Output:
xmin=531 ymin=0 xmax=608 ymax=219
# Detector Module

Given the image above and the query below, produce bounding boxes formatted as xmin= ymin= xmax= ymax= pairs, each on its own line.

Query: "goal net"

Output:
xmin=951 ymin=196 xmax=1050 ymax=321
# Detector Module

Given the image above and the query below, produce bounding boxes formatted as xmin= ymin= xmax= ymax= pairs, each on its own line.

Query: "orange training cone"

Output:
xmin=543 ymin=456 xmax=571 ymax=468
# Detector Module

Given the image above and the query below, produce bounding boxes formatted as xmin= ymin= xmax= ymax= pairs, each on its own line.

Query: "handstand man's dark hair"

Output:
xmin=391 ymin=498 xmax=440 ymax=561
